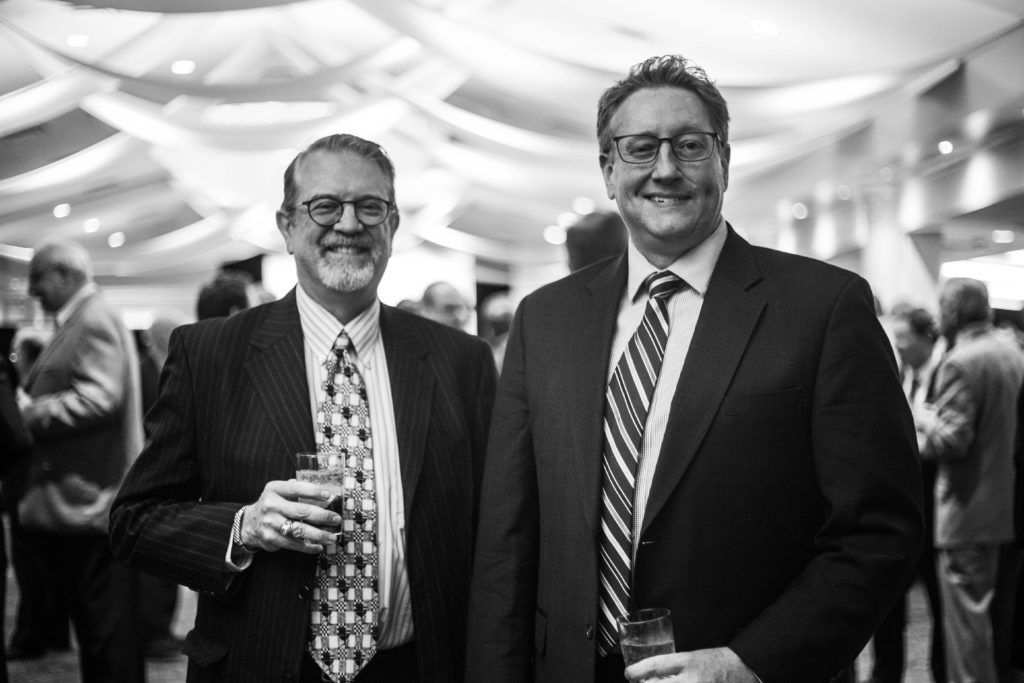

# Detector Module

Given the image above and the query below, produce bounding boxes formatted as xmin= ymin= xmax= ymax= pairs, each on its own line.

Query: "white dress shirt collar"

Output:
xmin=625 ymin=218 xmax=727 ymax=302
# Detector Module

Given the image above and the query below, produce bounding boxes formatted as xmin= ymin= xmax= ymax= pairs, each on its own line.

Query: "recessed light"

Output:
xmin=836 ymin=185 xmax=852 ymax=201
xmin=108 ymin=232 xmax=126 ymax=248
xmin=543 ymin=225 xmax=566 ymax=246
xmin=83 ymin=218 xmax=100 ymax=233
xmin=53 ymin=203 xmax=71 ymax=218
xmin=992 ymin=230 xmax=1015 ymax=244
xmin=938 ymin=140 xmax=954 ymax=155
xmin=171 ymin=60 xmax=196 ymax=76
xmin=792 ymin=202 xmax=809 ymax=220
xmin=572 ymin=197 xmax=596 ymax=215
xmin=66 ymin=34 xmax=89 ymax=48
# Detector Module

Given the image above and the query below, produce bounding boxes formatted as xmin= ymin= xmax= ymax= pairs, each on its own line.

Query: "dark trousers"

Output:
xmin=8 ymin=511 xmax=70 ymax=651
xmin=300 ymin=642 xmax=417 ymax=683
xmin=51 ymin=533 xmax=146 ymax=683
xmin=139 ymin=571 xmax=179 ymax=644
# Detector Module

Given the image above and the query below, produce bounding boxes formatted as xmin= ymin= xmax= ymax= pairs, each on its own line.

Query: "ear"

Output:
xmin=275 ymin=210 xmax=296 ymax=254
xmin=720 ymin=141 xmax=731 ymax=190
xmin=600 ymin=152 xmax=616 ymax=200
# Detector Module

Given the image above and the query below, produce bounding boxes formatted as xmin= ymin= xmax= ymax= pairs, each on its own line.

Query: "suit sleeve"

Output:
xmin=730 ymin=277 xmax=925 ymax=681
xmin=920 ymin=361 xmax=977 ymax=461
xmin=466 ymin=300 xmax=539 ymax=683
xmin=109 ymin=327 xmax=243 ymax=598
xmin=24 ymin=314 xmax=129 ymax=439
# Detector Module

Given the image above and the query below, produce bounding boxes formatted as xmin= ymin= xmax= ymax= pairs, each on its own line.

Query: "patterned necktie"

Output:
xmin=310 ymin=331 xmax=379 ymax=682
xmin=597 ymin=271 xmax=684 ymax=656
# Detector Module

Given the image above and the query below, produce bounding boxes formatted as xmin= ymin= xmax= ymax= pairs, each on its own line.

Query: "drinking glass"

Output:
xmin=292 ymin=451 xmax=345 ymax=512
xmin=617 ymin=608 xmax=675 ymax=666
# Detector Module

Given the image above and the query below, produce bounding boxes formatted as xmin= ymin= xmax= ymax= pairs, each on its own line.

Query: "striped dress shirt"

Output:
xmin=607 ymin=220 xmax=727 ymax=553
xmin=296 ymin=285 xmax=414 ymax=649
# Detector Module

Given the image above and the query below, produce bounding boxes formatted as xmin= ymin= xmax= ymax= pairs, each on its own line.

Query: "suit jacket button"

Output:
xmin=298 ymin=585 xmax=311 ymax=601
xmin=585 ymin=624 xmax=594 ymax=640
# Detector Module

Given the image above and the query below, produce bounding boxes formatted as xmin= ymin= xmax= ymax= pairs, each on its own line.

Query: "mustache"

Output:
xmin=319 ymin=237 xmax=374 ymax=250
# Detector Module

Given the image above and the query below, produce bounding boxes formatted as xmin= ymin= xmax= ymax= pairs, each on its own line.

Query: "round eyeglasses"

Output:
xmin=298 ymin=196 xmax=394 ymax=228
xmin=612 ymin=132 xmax=721 ymax=164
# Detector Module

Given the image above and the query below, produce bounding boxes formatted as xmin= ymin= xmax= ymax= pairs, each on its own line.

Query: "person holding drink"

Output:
xmin=466 ymin=55 xmax=924 ymax=683
xmin=109 ymin=133 xmax=498 ymax=683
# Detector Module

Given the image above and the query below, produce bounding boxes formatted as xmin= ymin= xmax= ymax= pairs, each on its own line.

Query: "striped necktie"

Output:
xmin=310 ymin=331 xmax=379 ymax=682
xmin=597 ymin=270 xmax=684 ymax=656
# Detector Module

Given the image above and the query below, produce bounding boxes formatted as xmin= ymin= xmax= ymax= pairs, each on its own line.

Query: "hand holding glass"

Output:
xmin=292 ymin=451 xmax=346 ymax=513
xmin=617 ymin=608 xmax=675 ymax=666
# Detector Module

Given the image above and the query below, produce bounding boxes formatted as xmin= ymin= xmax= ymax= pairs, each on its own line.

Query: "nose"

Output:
xmin=331 ymin=203 xmax=362 ymax=234
xmin=651 ymin=140 xmax=682 ymax=180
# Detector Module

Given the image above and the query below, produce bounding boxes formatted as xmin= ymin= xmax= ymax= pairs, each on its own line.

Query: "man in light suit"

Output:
xmin=466 ymin=55 xmax=924 ymax=683
xmin=109 ymin=133 xmax=497 ymax=683
xmin=919 ymin=278 xmax=1024 ymax=683
xmin=21 ymin=240 xmax=146 ymax=682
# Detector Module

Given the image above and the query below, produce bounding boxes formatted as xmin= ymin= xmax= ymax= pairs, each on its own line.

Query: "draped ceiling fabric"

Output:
xmin=0 ymin=0 xmax=1022 ymax=282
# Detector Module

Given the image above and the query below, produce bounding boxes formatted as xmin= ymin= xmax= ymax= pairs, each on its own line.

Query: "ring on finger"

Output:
xmin=280 ymin=519 xmax=295 ymax=537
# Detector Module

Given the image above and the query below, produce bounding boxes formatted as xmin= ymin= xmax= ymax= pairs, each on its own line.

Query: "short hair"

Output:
xmin=891 ymin=304 xmax=939 ymax=342
xmin=196 ymin=271 xmax=255 ymax=320
xmin=280 ymin=133 xmax=397 ymax=214
xmin=565 ymin=211 xmax=628 ymax=272
xmin=942 ymin=278 xmax=992 ymax=327
xmin=596 ymin=55 xmax=731 ymax=160
xmin=31 ymin=239 xmax=93 ymax=283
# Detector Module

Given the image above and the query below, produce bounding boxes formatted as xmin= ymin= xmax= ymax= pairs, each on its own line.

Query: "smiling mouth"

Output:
xmin=648 ymin=195 xmax=688 ymax=205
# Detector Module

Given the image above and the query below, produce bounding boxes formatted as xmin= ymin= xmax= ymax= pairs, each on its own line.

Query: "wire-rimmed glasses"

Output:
xmin=612 ymin=132 xmax=721 ymax=164
xmin=298 ymin=196 xmax=394 ymax=227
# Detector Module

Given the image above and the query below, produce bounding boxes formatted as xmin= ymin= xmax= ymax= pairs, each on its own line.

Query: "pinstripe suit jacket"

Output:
xmin=109 ymin=290 xmax=497 ymax=683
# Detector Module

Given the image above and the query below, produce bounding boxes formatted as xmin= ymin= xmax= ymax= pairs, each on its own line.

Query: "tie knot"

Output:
xmin=645 ymin=271 xmax=684 ymax=301
xmin=332 ymin=331 xmax=352 ymax=358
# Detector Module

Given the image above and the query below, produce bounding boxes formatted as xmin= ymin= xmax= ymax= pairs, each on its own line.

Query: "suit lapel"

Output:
xmin=577 ymin=255 xmax=629 ymax=534
xmin=25 ymin=292 xmax=93 ymax=391
xmin=245 ymin=290 xmax=315 ymax=460
xmin=380 ymin=306 xmax=433 ymax=514
xmin=640 ymin=227 xmax=766 ymax=536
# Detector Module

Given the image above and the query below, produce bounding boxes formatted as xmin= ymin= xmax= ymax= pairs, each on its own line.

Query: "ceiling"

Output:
xmin=0 ymin=0 xmax=1023 ymax=289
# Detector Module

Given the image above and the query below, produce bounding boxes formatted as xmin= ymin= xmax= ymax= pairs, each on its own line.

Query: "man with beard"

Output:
xmin=110 ymin=133 xmax=498 ymax=683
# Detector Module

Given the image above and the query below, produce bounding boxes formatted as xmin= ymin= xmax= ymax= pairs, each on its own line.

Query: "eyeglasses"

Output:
xmin=298 ymin=196 xmax=394 ymax=228
xmin=612 ymin=132 xmax=720 ymax=164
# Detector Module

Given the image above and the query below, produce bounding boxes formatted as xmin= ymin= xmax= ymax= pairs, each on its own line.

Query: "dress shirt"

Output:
xmin=295 ymin=285 xmax=413 ymax=649
xmin=608 ymin=220 xmax=727 ymax=550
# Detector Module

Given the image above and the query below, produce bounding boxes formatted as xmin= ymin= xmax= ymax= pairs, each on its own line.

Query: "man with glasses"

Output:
xmin=110 ymin=133 xmax=498 ymax=683
xmin=467 ymin=55 xmax=924 ymax=683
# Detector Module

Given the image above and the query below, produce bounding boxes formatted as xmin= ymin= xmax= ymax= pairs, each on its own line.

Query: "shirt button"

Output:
xmin=585 ymin=624 xmax=594 ymax=640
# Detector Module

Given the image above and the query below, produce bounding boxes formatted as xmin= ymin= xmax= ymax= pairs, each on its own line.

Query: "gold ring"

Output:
xmin=280 ymin=520 xmax=295 ymax=537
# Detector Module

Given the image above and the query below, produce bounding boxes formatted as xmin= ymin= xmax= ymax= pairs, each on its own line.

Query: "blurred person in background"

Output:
xmin=0 ymin=350 xmax=34 ymax=683
xmin=869 ymin=303 xmax=946 ymax=683
xmin=4 ymin=326 xmax=73 ymax=663
xmin=564 ymin=209 xmax=628 ymax=273
xmin=477 ymin=292 xmax=514 ymax=373
xmin=420 ymin=281 xmax=472 ymax=330
xmin=19 ymin=239 xmax=145 ymax=682
xmin=196 ymin=270 xmax=261 ymax=321
xmin=919 ymin=277 xmax=1024 ymax=683
xmin=109 ymin=133 xmax=497 ymax=682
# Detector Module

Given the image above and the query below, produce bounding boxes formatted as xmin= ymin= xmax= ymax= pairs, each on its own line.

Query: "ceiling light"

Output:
xmin=83 ymin=218 xmax=100 ymax=233
xmin=938 ymin=140 xmax=954 ymax=155
xmin=836 ymin=185 xmax=852 ymax=201
xmin=171 ymin=60 xmax=196 ymax=76
xmin=556 ymin=212 xmax=580 ymax=228
xmin=66 ymin=34 xmax=89 ymax=48
xmin=543 ymin=225 xmax=566 ymax=246
xmin=53 ymin=203 xmax=71 ymax=218
xmin=792 ymin=202 xmax=809 ymax=220
xmin=108 ymin=232 xmax=126 ymax=248
xmin=572 ymin=197 xmax=596 ymax=215
xmin=992 ymin=230 xmax=1016 ymax=244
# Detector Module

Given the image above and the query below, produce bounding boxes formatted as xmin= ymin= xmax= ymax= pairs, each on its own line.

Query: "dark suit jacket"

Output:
xmin=466 ymin=227 xmax=924 ymax=683
xmin=109 ymin=291 xmax=497 ymax=683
